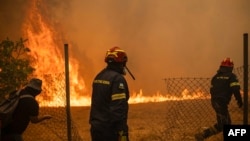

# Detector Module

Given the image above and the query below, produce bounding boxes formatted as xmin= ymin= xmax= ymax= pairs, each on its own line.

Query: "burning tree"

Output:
xmin=0 ymin=38 xmax=35 ymax=97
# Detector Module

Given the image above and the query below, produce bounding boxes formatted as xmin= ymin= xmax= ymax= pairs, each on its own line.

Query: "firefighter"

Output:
xmin=195 ymin=57 xmax=243 ymax=141
xmin=89 ymin=46 xmax=130 ymax=141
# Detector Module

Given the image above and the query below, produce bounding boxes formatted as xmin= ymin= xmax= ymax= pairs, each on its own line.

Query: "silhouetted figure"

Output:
xmin=1 ymin=78 xmax=52 ymax=141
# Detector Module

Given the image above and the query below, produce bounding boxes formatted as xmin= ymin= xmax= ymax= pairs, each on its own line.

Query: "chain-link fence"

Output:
xmin=160 ymin=66 xmax=249 ymax=141
xmin=21 ymin=66 xmax=249 ymax=141
xmin=22 ymin=73 xmax=83 ymax=141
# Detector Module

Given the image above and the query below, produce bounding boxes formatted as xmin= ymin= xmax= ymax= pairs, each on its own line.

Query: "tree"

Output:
xmin=0 ymin=38 xmax=35 ymax=98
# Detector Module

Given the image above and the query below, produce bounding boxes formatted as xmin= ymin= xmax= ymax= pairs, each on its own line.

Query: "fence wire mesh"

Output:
xmin=21 ymin=66 xmax=249 ymax=141
xmin=160 ymin=66 xmax=249 ymax=141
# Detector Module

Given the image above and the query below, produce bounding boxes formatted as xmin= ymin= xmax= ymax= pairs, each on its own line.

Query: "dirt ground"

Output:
xmin=71 ymin=100 xmax=239 ymax=141
xmin=23 ymin=99 xmax=246 ymax=140
xmin=71 ymin=102 xmax=197 ymax=141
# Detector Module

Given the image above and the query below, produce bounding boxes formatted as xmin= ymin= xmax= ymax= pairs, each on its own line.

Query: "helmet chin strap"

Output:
xmin=125 ymin=66 xmax=135 ymax=80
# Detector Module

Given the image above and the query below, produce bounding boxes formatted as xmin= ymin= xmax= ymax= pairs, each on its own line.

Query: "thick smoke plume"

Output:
xmin=1 ymin=0 xmax=250 ymax=95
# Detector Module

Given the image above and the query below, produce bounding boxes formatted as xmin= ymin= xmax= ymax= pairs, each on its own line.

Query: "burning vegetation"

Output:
xmin=17 ymin=0 xmax=212 ymax=107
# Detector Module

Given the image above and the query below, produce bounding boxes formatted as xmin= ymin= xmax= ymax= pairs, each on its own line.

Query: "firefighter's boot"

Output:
xmin=194 ymin=132 xmax=204 ymax=141
xmin=195 ymin=126 xmax=218 ymax=141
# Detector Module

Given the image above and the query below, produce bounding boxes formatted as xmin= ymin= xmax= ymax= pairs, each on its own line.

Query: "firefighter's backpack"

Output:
xmin=0 ymin=90 xmax=33 ymax=128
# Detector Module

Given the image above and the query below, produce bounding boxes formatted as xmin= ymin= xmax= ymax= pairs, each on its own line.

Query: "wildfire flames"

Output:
xmin=22 ymin=0 xmax=88 ymax=106
xmin=21 ymin=0 xmax=208 ymax=107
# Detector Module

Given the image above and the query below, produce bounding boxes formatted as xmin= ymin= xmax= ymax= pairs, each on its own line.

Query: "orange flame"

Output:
xmin=129 ymin=89 xmax=209 ymax=104
xmin=21 ymin=0 xmax=208 ymax=107
xmin=22 ymin=0 xmax=88 ymax=106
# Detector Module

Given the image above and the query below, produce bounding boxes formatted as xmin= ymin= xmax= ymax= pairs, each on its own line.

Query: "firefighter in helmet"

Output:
xmin=89 ymin=46 xmax=130 ymax=141
xmin=195 ymin=57 xmax=243 ymax=141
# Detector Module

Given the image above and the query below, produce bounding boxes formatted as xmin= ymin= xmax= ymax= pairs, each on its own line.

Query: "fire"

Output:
xmin=21 ymin=0 xmax=208 ymax=107
xmin=129 ymin=89 xmax=209 ymax=104
xmin=22 ymin=0 xmax=88 ymax=106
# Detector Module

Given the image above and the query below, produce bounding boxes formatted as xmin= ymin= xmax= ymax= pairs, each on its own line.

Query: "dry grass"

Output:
xmin=23 ymin=99 xmax=247 ymax=140
xmin=71 ymin=102 xmax=219 ymax=141
xmin=71 ymin=103 xmax=174 ymax=141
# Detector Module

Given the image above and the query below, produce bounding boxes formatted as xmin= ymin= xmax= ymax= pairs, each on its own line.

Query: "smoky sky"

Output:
xmin=0 ymin=0 xmax=30 ymax=39
xmin=1 ymin=0 xmax=250 ymax=95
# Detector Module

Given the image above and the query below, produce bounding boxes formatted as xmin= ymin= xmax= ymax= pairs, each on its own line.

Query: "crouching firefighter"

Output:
xmin=195 ymin=57 xmax=243 ymax=141
xmin=89 ymin=46 xmax=131 ymax=141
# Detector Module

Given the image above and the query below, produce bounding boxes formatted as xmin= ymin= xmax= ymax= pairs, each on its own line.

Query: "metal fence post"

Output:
xmin=243 ymin=33 xmax=248 ymax=125
xmin=64 ymin=44 xmax=72 ymax=141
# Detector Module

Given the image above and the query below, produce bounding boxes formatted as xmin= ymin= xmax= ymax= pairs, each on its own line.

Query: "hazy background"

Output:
xmin=1 ymin=0 xmax=250 ymax=95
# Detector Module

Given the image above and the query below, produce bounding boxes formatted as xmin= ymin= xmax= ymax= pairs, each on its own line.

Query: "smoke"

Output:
xmin=0 ymin=0 xmax=30 ymax=39
xmin=1 ymin=0 xmax=250 ymax=95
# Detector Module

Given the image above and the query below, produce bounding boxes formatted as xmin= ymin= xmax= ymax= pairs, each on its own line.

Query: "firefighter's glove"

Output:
xmin=237 ymin=101 xmax=243 ymax=108
xmin=118 ymin=131 xmax=128 ymax=141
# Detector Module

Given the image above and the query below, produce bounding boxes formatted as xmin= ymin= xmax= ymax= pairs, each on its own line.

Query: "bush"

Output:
xmin=0 ymin=38 xmax=35 ymax=97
